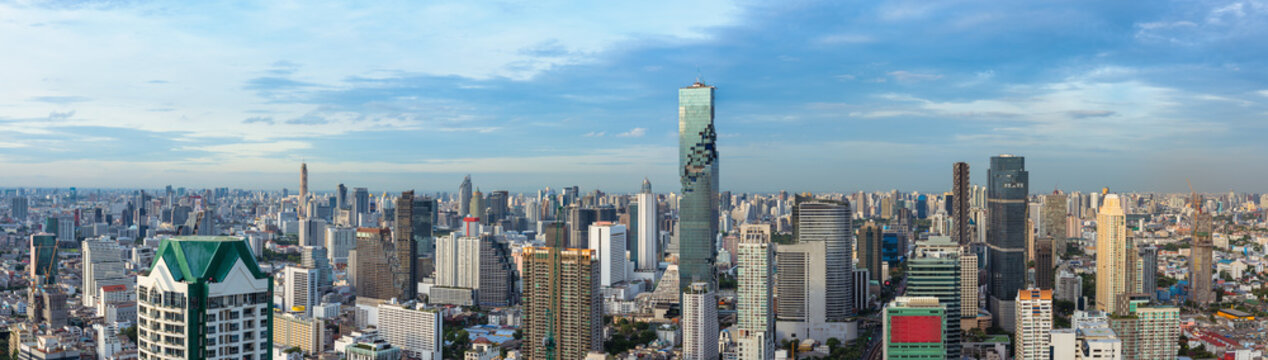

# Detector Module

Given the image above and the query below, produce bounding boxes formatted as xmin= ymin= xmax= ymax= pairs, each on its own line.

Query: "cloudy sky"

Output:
xmin=2 ymin=0 xmax=1266 ymax=194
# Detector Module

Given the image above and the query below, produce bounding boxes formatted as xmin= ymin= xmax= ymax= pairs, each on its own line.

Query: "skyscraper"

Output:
xmin=1190 ymin=193 xmax=1214 ymax=305
xmin=1042 ymin=191 xmax=1067 ymax=241
xmin=353 ymin=187 xmax=370 ymax=215
xmin=884 ymin=297 xmax=947 ymax=360
xmin=682 ymin=282 xmax=719 ymax=360
xmin=459 ymin=175 xmax=473 ymax=216
xmin=10 ymin=197 xmax=27 ymax=219
xmin=300 ymin=162 xmax=308 ymax=216
xmin=636 ymin=179 xmax=659 ymax=271
xmin=284 ymin=265 xmax=320 ymax=315
xmin=137 ymin=236 xmax=272 ymax=360
xmin=1096 ymin=194 xmax=1129 ymax=313
xmin=678 ymin=81 xmax=719 ymax=289
xmin=1139 ymin=245 xmax=1158 ymax=299
xmin=589 ymin=222 xmax=627 ymax=287
xmin=337 ymin=183 xmax=348 ymax=209
xmin=1035 ymin=238 xmax=1054 ymax=290
xmin=1014 ymin=289 xmax=1053 ymax=360
xmin=354 ymin=227 xmax=414 ymax=301
xmin=299 ymin=217 xmax=327 ymax=247
xmin=987 ymin=154 xmax=1028 ymax=331
xmin=82 ymin=239 xmax=128 ymax=309
xmin=521 ymin=242 xmax=602 ymax=360
xmin=792 ymin=195 xmax=854 ymax=319
xmin=29 ymin=233 xmax=57 ymax=284
xmin=477 ymin=235 xmax=517 ymax=307
xmin=392 ymin=191 xmax=424 ymax=295
xmin=907 ymin=237 xmax=961 ymax=359
xmin=959 ymin=251 xmax=979 ymax=331
xmin=858 ymin=221 xmax=883 ymax=283
xmin=736 ymin=224 xmax=774 ymax=360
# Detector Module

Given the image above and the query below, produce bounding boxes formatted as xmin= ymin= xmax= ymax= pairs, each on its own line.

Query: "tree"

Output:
xmin=122 ymin=325 xmax=138 ymax=343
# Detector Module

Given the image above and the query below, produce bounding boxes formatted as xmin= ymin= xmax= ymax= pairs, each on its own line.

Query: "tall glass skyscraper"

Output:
xmin=678 ymin=81 xmax=719 ymax=289
xmin=987 ymin=154 xmax=1028 ymax=332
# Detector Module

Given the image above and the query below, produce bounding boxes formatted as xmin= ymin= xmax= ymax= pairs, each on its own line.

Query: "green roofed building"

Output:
xmin=137 ymin=236 xmax=272 ymax=360
xmin=884 ymin=296 xmax=947 ymax=360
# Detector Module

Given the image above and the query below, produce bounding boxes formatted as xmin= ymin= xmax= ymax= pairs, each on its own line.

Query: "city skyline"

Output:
xmin=3 ymin=1 xmax=1268 ymax=192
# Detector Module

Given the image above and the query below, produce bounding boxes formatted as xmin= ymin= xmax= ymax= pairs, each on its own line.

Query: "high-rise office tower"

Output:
xmin=377 ymin=300 xmax=443 ymax=360
xmin=987 ymin=154 xmax=1028 ymax=331
xmin=470 ymin=188 xmax=486 ymax=221
xmin=325 ymin=226 xmax=356 ymax=265
xmin=1042 ymin=191 xmax=1067 ymax=240
xmin=589 ymin=222 xmax=627 ymax=287
xmin=793 ymin=195 xmax=854 ymax=319
xmin=397 ymin=191 xmax=437 ymax=257
xmin=29 ymin=233 xmax=57 ymax=284
xmin=884 ymin=297 xmax=947 ymax=360
xmin=678 ymin=81 xmax=719 ymax=289
xmin=477 ymin=235 xmax=517 ymax=307
xmin=568 ymin=205 xmax=599 ymax=249
xmin=300 ymin=162 xmax=308 ymax=217
xmin=1014 ymin=289 xmax=1053 ymax=360
xmin=858 ymin=221 xmax=883 ymax=283
xmin=908 ymin=237 xmax=961 ymax=359
xmin=1035 ymin=238 xmax=1054 ymax=290
xmin=1096 ymin=194 xmax=1129 ymax=313
xmin=10 ymin=197 xmax=27 ymax=219
xmin=137 ymin=237 xmax=272 ymax=360
xmin=1139 ymin=245 xmax=1158 ymax=299
xmin=353 ymin=187 xmax=370 ymax=215
xmin=284 ymin=265 xmax=320 ymax=316
xmin=1190 ymin=193 xmax=1214 ymax=305
xmin=459 ymin=175 xmax=473 ymax=216
xmin=521 ymin=239 xmax=602 ymax=360
xmin=337 ymin=183 xmax=348 ymax=209
xmin=636 ymin=179 xmax=659 ymax=271
xmin=682 ymin=282 xmax=720 ymax=360
xmin=82 ymin=239 xmax=128 ymax=309
xmin=354 ymin=227 xmax=414 ymax=301
xmin=959 ymin=252 xmax=979 ymax=331
xmin=299 ymin=218 xmax=327 ymax=247
xmin=736 ymin=224 xmax=774 ymax=360
xmin=488 ymin=190 xmax=509 ymax=224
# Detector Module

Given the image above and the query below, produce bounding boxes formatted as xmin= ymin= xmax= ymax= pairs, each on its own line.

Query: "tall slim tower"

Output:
xmin=1095 ymin=194 xmax=1129 ymax=313
xmin=1190 ymin=193 xmax=1214 ymax=305
xmin=636 ymin=179 xmax=660 ymax=271
xmin=459 ymin=175 xmax=473 ymax=217
xmin=952 ymin=162 xmax=970 ymax=246
xmin=682 ymin=282 xmax=720 ymax=360
xmin=793 ymin=195 xmax=854 ymax=319
xmin=393 ymin=191 xmax=423 ymax=298
xmin=678 ymin=81 xmax=719 ymax=289
xmin=908 ymin=237 xmax=961 ymax=359
xmin=737 ymin=224 xmax=774 ymax=360
xmin=300 ymin=162 xmax=308 ymax=217
xmin=987 ymin=154 xmax=1028 ymax=332
xmin=337 ymin=183 xmax=348 ymax=209
xmin=858 ymin=221 xmax=883 ymax=283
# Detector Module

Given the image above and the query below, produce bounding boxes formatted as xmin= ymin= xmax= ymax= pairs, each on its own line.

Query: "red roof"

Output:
xmin=101 ymin=284 xmax=128 ymax=292
xmin=473 ymin=337 xmax=492 ymax=344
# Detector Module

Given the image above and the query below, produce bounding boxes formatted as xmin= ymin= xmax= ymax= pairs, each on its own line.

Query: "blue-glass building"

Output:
xmin=986 ymin=154 xmax=1028 ymax=330
xmin=678 ymin=82 xmax=719 ymax=289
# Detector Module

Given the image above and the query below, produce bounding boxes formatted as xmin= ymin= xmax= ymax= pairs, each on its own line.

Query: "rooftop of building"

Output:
xmin=1017 ymin=288 xmax=1052 ymax=301
xmin=149 ymin=236 xmax=267 ymax=283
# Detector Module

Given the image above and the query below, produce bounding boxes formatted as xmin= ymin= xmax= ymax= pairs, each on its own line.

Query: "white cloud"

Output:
xmin=817 ymin=34 xmax=875 ymax=45
xmin=583 ymin=131 xmax=605 ymax=137
xmin=888 ymin=70 xmax=943 ymax=82
xmin=182 ymin=141 xmax=312 ymax=157
xmin=1257 ymin=90 xmax=1268 ymax=97
xmin=616 ymin=128 xmax=646 ymax=137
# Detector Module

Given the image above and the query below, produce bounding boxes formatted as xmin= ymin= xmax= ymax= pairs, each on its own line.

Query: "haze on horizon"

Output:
xmin=2 ymin=1 xmax=1267 ymax=193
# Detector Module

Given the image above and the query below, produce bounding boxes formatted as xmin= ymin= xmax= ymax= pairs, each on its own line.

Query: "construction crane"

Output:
xmin=1187 ymin=178 xmax=1203 ymax=213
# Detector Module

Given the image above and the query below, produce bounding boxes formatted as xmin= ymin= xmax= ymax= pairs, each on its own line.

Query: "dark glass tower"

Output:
xmin=952 ymin=162 xmax=970 ymax=246
xmin=678 ymin=81 xmax=719 ymax=289
xmin=987 ymin=155 xmax=1027 ymax=331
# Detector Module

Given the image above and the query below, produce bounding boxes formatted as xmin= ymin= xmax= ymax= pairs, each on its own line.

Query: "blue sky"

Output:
xmin=2 ymin=0 xmax=1267 ymax=193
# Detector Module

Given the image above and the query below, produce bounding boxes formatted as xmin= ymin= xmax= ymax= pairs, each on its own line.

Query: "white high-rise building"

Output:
xmin=1015 ymin=288 xmax=1053 ymax=360
xmin=137 ymin=237 xmax=272 ymax=360
xmin=55 ymin=216 xmax=75 ymax=244
xmin=284 ymin=266 xmax=320 ymax=316
xmin=589 ymin=222 xmax=627 ymax=286
xmin=325 ymin=226 xmax=356 ymax=265
xmin=377 ymin=300 xmax=442 ymax=360
xmin=299 ymin=218 xmax=327 ymax=247
xmin=736 ymin=224 xmax=774 ymax=360
xmin=95 ymin=323 xmax=127 ymax=360
xmin=636 ymin=181 xmax=659 ymax=271
xmin=960 ymin=252 xmax=979 ymax=330
xmin=435 ymin=234 xmax=480 ymax=289
xmin=83 ymin=239 xmax=129 ymax=310
xmin=682 ymin=282 xmax=719 ymax=360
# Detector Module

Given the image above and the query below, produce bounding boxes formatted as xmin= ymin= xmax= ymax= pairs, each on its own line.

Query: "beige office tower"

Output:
xmin=959 ymin=251 xmax=979 ymax=331
xmin=521 ymin=244 xmax=602 ymax=360
xmin=299 ymin=162 xmax=308 ymax=217
xmin=1096 ymin=194 xmax=1130 ymax=312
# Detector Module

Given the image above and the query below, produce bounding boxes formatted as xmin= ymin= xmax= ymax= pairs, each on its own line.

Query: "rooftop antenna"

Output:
xmin=696 ymin=67 xmax=703 ymax=85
